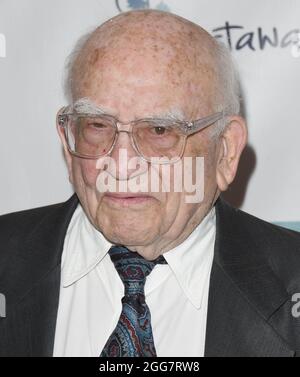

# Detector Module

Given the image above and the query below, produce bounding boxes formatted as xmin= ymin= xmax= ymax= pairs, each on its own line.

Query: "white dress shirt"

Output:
xmin=53 ymin=204 xmax=216 ymax=357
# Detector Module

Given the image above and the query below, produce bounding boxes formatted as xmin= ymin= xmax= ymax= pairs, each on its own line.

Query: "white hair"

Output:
xmin=212 ymin=41 xmax=242 ymax=136
xmin=63 ymin=31 xmax=241 ymax=136
xmin=63 ymin=30 xmax=93 ymax=103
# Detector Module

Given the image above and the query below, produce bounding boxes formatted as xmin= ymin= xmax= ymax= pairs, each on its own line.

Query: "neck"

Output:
xmin=127 ymin=198 xmax=218 ymax=261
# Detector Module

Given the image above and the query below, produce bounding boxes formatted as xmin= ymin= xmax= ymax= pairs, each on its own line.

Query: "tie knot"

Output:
xmin=108 ymin=246 xmax=167 ymax=296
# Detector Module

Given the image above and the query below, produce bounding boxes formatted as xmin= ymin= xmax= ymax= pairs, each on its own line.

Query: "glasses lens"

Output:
xmin=133 ymin=120 xmax=185 ymax=162
xmin=66 ymin=115 xmax=116 ymax=157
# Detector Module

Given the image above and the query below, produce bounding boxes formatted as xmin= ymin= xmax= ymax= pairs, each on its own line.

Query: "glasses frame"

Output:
xmin=58 ymin=106 xmax=226 ymax=164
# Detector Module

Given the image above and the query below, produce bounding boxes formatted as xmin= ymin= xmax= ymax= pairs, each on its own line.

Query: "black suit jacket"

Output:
xmin=1 ymin=194 xmax=300 ymax=357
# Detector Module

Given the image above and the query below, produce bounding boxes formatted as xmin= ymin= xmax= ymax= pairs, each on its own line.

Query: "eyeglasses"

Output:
xmin=58 ymin=106 xmax=225 ymax=164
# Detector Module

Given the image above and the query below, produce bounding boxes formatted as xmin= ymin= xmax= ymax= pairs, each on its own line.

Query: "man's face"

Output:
xmin=61 ymin=15 xmax=225 ymax=259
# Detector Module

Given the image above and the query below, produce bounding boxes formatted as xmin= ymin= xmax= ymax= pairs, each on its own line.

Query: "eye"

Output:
xmin=88 ymin=122 xmax=108 ymax=130
xmin=153 ymin=126 xmax=166 ymax=135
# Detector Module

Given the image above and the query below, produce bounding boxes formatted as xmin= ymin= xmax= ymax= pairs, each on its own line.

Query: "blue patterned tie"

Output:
xmin=100 ymin=245 xmax=167 ymax=357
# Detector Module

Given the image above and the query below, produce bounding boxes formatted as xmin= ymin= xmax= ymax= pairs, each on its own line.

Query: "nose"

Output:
xmin=107 ymin=128 xmax=147 ymax=181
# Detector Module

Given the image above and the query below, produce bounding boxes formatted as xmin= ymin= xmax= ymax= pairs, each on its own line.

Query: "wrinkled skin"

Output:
xmin=57 ymin=10 xmax=247 ymax=260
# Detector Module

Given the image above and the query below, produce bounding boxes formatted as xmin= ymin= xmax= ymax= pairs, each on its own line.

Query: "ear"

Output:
xmin=216 ymin=115 xmax=247 ymax=192
xmin=56 ymin=108 xmax=74 ymax=184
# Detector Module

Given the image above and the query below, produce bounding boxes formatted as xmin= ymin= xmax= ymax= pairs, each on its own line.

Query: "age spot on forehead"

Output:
xmin=88 ymin=47 xmax=108 ymax=67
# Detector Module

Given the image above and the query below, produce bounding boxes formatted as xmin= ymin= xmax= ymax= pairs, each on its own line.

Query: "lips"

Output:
xmin=103 ymin=192 xmax=154 ymax=206
xmin=104 ymin=192 xmax=152 ymax=198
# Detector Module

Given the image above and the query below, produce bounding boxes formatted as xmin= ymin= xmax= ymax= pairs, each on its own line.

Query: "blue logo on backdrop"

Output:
xmin=116 ymin=0 xmax=171 ymax=12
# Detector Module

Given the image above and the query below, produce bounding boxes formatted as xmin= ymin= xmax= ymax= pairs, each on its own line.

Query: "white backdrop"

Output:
xmin=0 ymin=0 xmax=299 ymax=228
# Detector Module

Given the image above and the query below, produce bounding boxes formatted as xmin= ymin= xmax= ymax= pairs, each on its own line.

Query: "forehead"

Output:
xmin=72 ymin=13 xmax=217 ymax=118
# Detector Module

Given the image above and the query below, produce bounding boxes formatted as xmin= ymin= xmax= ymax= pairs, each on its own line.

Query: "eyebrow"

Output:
xmin=72 ymin=98 xmax=110 ymax=115
xmin=71 ymin=97 xmax=186 ymax=122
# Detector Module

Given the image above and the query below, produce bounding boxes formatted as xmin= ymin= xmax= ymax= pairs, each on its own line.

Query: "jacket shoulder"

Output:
xmin=0 ymin=201 xmax=66 ymax=241
xmin=218 ymin=199 xmax=300 ymax=289
xmin=234 ymin=202 xmax=299 ymax=240
xmin=0 ymin=195 xmax=79 ymax=262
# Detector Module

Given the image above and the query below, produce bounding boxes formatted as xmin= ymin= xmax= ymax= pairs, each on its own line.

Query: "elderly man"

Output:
xmin=1 ymin=10 xmax=300 ymax=357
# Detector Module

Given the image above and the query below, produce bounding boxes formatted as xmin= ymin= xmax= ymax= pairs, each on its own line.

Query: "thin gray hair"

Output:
xmin=63 ymin=29 xmax=94 ymax=103
xmin=212 ymin=41 xmax=242 ymax=137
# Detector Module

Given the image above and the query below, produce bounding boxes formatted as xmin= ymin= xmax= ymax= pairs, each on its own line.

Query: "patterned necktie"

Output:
xmin=100 ymin=245 xmax=167 ymax=357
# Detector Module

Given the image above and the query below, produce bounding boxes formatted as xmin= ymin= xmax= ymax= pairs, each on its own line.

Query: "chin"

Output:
xmin=100 ymin=223 xmax=157 ymax=248
xmin=107 ymin=235 xmax=152 ymax=249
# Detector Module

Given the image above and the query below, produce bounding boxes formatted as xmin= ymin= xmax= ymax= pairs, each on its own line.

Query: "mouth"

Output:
xmin=103 ymin=192 xmax=155 ymax=207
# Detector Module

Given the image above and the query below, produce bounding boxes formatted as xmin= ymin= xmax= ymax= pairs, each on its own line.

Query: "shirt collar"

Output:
xmin=62 ymin=204 xmax=216 ymax=310
xmin=61 ymin=204 xmax=112 ymax=287
xmin=162 ymin=207 xmax=216 ymax=309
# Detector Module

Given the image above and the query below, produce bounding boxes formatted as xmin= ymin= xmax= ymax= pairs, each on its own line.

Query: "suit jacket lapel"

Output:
xmin=205 ymin=199 xmax=294 ymax=357
xmin=1 ymin=194 xmax=295 ymax=356
xmin=0 ymin=194 xmax=79 ymax=356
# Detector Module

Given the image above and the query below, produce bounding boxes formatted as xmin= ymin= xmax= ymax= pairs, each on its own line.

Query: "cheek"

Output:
xmin=185 ymin=134 xmax=218 ymax=186
xmin=73 ymin=159 xmax=100 ymax=188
